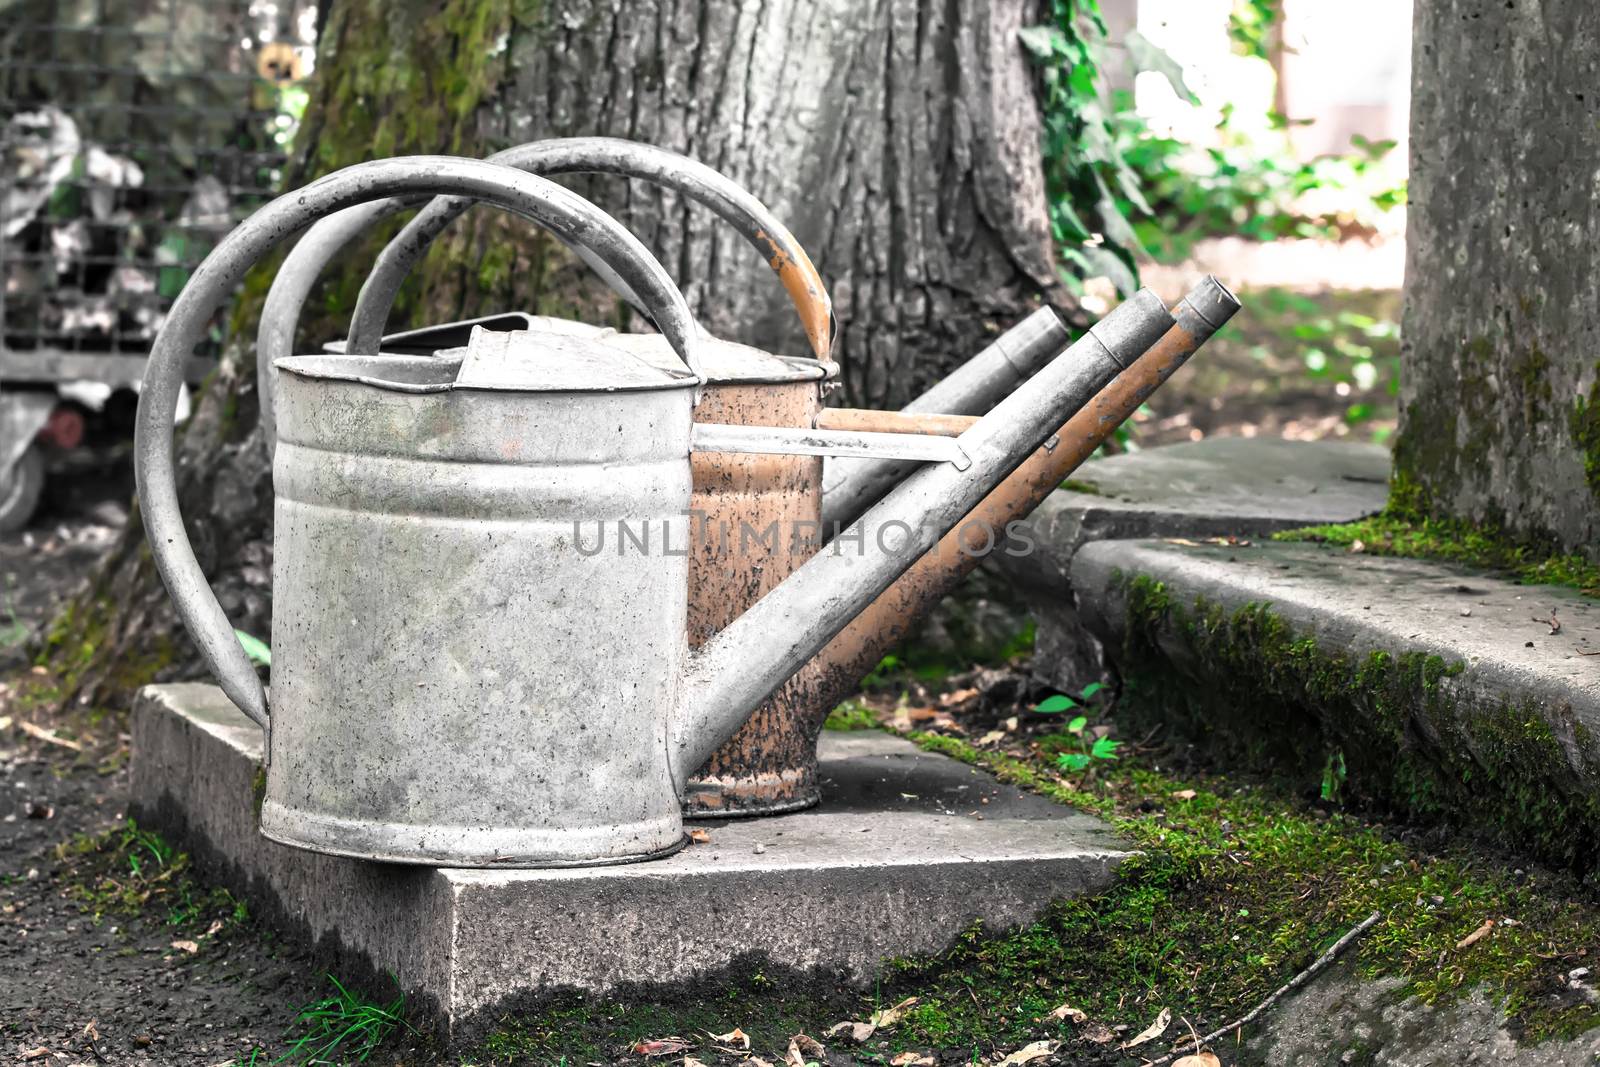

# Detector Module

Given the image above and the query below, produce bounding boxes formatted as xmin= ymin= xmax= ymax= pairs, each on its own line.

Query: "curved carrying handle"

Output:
xmin=344 ymin=136 xmax=834 ymax=363
xmin=137 ymin=156 xmax=700 ymax=731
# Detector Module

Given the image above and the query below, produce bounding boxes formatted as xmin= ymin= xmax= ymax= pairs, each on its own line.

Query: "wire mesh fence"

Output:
xmin=0 ymin=0 xmax=317 ymax=383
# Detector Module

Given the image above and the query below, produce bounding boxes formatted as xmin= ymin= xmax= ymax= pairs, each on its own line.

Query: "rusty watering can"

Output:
xmin=252 ymin=139 xmax=1076 ymax=817
xmin=137 ymin=156 xmax=1177 ymax=867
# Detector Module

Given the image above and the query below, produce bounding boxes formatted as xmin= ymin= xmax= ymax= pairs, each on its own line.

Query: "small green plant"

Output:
xmin=276 ymin=974 xmax=411 ymax=1065
xmin=1321 ymin=750 xmax=1347 ymax=803
xmin=1053 ymin=715 xmax=1123 ymax=772
xmin=118 ymin=819 xmax=176 ymax=878
xmin=1030 ymin=681 xmax=1107 ymax=716
xmin=1031 ymin=683 xmax=1121 ymax=772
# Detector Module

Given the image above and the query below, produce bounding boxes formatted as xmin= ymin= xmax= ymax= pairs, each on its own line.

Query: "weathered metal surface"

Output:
xmin=816 ymin=408 xmax=976 ymax=437
xmin=820 ymin=305 xmax=1071 ymax=527
xmin=344 ymin=137 xmax=834 ymax=363
xmin=142 ymin=157 xmax=1180 ymax=866
xmin=136 ymin=156 xmax=702 ymax=736
xmin=791 ymin=277 xmax=1241 ymax=779
xmin=692 ymin=423 xmax=971 ymax=467
xmin=680 ymin=379 xmax=824 ymax=816
xmin=691 ymin=280 xmax=1238 ymax=817
xmin=671 ymin=291 xmax=1177 ymax=790
xmin=267 ymin=342 xmax=700 ymax=865
xmin=256 ymin=138 xmax=832 ymax=449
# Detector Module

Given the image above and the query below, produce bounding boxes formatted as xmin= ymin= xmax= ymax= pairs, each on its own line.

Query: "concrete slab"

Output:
xmin=131 ymin=684 xmax=1131 ymax=1034
xmin=998 ymin=437 xmax=1388 ymax=691
xmin=1071 ymin=539 xmax=1600 ymax=861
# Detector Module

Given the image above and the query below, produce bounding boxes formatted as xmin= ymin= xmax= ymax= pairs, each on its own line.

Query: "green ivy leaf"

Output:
xmin=234 ymin=629 xmax=272 ymax=667
xmin=1017 ymin=24 xmax=1067 ymax=58
xmin=1033 ymin=694 xmax=1078 ymax=714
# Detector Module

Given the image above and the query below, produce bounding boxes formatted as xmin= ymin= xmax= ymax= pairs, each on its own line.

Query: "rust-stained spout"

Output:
xmin=669 ymin=289 xmax=1177 ymax=783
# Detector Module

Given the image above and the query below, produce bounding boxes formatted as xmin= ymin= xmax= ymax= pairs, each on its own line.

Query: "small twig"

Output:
xmin=1146 ymin=911 xmax=1382 ymax=1066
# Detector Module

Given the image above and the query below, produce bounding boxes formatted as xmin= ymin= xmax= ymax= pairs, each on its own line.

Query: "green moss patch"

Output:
xmin=466 ymin=708 xmax=1600 ymax=1062
xmin=1110 ymin=575 xmax=1600 ymax=874
xmin=1277 ymin=510 xmax=1600 ymax=596
xmin=55 ymin=819 xmax=250 ymax=934
xmin=900 ymin=731 xmax=1600 ymax=1048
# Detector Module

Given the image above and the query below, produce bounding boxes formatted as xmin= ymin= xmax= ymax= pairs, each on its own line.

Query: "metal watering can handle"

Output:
xmin=136 ymin=156 xmax=702 ymax=731
xmin=344 ymin=136 xmax=835 ymax=364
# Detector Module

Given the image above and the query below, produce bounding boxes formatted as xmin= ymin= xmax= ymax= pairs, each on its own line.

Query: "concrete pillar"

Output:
xmin=1398 ymin=0 xmax=1600 ymax=555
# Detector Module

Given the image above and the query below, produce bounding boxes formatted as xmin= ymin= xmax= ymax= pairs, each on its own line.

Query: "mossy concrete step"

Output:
xmin=998 ymin=437 xmax=1388 ymax=693
xmin=1071 ymin=539 xmax=1600 ymax=871
xmin=129 ymin=684 xmax=1131 ymax=1036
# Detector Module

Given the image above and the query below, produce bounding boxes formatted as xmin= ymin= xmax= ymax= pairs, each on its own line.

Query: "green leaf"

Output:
xmin=1090 ymin=736 xmax=1122 ymax=761
xmin=1017 ymin=24 xmax=1067 ymax=59
xmin=1124 ymin=30 xmax=1198 ymax=104
xmin=1033 ymin=694 xmax=1078 ymax=714
xmin=1057 ymin=752 xmax=1092 ymax=772
xmin=234 ymin=629 xmax=272 ymax=667
xmin=1080 ymin=681 xmax=1107 ymax=700
xmin=1067 ymin=715 xmax=1089 ymax=734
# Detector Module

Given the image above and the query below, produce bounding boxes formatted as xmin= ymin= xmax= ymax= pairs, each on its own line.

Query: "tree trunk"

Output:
xmin=54 ymin=0 xmax=1071 ymax=701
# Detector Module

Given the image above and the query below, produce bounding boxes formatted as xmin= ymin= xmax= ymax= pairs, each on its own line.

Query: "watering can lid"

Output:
xmin=449 ymin=326 xmax=696 ymax=393
xmin=321 ymin=312 xmax=610 ymax=355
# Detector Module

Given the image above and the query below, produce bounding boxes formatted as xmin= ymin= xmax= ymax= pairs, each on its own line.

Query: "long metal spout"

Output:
xmin=796 ymin=276 xmax=1241 ymax=722
xmin=820 ymin=306 xmax=1070 ymax=528
xmin=669 ymin=288 xmax=1175 ymax=784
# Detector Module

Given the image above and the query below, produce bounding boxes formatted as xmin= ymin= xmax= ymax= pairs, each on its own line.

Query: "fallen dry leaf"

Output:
xmin=1121 ymin=1007 xmax=1171 ymax=1050
xmin=18 ymin=720 xmax=82 ymax=751
xmin=632 ymin=1037 xmax=692 ymax=1057
xmin=783 ymin=1038 xmax=808 ymax=1067
xmin=1045 ymin=1003 xmax=1088 ymax=1024
xmin=1080 ymin=1023 xmax=1115 ymax=1045
xmin=1172 ymin=789 xmax=1197 ymax=801
xmin=684 ymin=1058 xmax=708 ymax=1067
xmin=977 ymin=729 xmax=1007 ymax=746
xmin=82 ymin=1019 xmax=99 ymax=1041
xmin=790 ymin=1034 xmax=825 ymax=1059
xmin=939 ymin=687 xmax=979 ymax=707
xmin=170 ymin=939 xmax=199 ymax=955
xmin=687 ymin=829 xmax=712 ymax=844
xmin=709 ymin=1027 xmax=750 ymax=1050
xmin=206 ymin=919 xmax=224 ymax=937
xmin=19 ymin=1048 xmax=48 ymax=1061
xmin=741 ymin=1059 xmax=775 ymax=1067
xmin=1173 ymin=1054 xmax=1222 ymax=1067
xmin=1349 ymin=539 xmax=1366 ymax=554
xmin=0 ymin=715 xmax=12 ymax=731
xmin=889 ymin=1053 xmax=934 ymax=1066
xmin=995 ymin=1040 xmax=1056 ymax=1065
xmin=825 ymin=996 xmax=917 ymax=1044
xmin=1456 ymin=919 xmax=1495 ymax=950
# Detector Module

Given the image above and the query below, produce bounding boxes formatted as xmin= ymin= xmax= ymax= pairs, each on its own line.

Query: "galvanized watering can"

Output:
xmin=317 ymin=145 xmax=1239 ymax=819
xmin=252 ymin=139 xmax=1079 ymax=817
xmin=138 ymin=156 xmax=1177 ymax=867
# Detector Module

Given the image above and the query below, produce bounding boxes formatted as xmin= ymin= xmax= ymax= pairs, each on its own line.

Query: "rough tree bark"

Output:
xmin=53 ymin=0 xmax=1073 ymax=701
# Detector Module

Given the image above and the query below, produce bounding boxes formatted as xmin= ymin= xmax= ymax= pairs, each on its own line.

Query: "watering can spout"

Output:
xmin=668 ymin=288 xmax=1177 ymax=785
